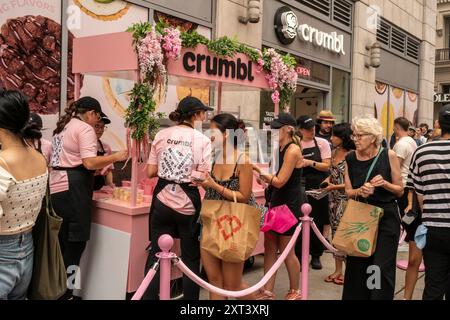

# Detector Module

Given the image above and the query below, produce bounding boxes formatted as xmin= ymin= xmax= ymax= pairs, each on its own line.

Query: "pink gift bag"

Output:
xmin=260 ymin=205 xmax=299 ymax=234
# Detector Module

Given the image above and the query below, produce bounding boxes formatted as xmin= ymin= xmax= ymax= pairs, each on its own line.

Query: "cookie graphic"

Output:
xmin=0 ymin=15 xmax=80 ymax=114
xmin=74 ymin=0 xmax=131 ymax=21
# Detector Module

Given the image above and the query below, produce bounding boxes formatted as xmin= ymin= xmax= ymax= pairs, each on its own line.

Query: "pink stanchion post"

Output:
xmin=156 ymin=234 xmax=175 ymax=300
xmin=300 ymin=203 xmax=312 ymax=301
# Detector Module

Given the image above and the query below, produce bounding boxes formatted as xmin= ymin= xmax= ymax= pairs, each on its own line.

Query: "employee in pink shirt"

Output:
xmin=49 ymin=96 xmax=128 ymax=299
xmin=144 ymin=96 xmax=212 ymax=300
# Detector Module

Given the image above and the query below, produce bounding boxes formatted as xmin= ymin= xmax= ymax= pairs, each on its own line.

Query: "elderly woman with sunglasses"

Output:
xmin=342 ymin=117 xmax=403 ymax=300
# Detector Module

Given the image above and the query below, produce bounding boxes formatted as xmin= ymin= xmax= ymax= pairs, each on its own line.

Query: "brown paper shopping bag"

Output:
xmin=332 ymin=147 xmax=385 ymax=258
xmin=200 ymin=192 xmax=260 ymax=263
xmin=332 ymin=199 xmax=384 ymax=257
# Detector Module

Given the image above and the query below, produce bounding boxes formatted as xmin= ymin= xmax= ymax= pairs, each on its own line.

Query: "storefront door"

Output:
xmin=292 ymin=85 xmax=327 ymax=120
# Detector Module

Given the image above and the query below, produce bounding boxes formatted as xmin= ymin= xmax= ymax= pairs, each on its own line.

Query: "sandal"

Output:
xmin=285 ymin=289 xmax=302 ymax=300
xmin=333 ymin=275 xmax=344 ymax=286
xmin=324 ymin=274 xmax=337 ymax=283
xmin=255 ymin=289 xmax=276 ymax=300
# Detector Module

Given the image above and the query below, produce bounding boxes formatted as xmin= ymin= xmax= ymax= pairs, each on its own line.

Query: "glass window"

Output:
xmin=331 ymin=68 xmax=350 ymax=123
xmin=295 ymin=57 xmax=331 ymax=86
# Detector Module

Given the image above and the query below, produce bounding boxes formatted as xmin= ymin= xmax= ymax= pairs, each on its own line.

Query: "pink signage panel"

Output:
xmin=167 ymin=45 xmax=270 ymax=89
xmin=73 ymin=32 xmax=138 ymax=74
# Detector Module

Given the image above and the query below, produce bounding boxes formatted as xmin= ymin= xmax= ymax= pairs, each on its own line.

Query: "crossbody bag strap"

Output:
xmin=364 ymin=147 xmax=384 ymax=184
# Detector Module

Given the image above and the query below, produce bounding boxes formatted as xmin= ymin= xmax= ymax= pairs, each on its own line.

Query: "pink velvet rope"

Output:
xmin=174 ymin=223 xmax=302 ymax=298
xmin=310 ymin=222 xmax=344 ymax=256
xmin=131 ymin=266 xmax=158 ymax=300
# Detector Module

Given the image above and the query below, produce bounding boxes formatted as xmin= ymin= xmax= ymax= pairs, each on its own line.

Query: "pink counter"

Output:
xmin=80 ymin=180 xmax=266 ymax=299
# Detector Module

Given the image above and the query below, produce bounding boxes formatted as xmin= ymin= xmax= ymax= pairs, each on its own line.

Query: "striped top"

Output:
xmin=407 ymin=140 xmax=450 ymax=228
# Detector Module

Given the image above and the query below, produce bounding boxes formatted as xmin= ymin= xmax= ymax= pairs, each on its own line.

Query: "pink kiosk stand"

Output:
xmin=72 ymin=31 xmax=275 ymax=299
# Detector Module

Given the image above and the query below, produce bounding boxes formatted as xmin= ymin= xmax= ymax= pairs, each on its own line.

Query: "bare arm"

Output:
xmin=262 ymin=145 xmax=301 ymax=189
xmin=303 ymin=158 xmax=331 ymax=172
xmin=106 ymin=171 xmax=114 ymax=187
xmin=82 ymin=151 xmax=128 ymax=170
xmin=147 ymin=164 xmax=158 ymax=178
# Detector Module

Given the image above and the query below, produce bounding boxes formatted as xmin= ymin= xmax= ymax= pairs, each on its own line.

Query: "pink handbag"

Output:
xmin=260 ymin=205 xmax=299 ymax=234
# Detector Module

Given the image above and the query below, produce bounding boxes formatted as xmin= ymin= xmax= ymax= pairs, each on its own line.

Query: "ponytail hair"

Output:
xmin=53 ymin=101 xmax=89 ymax=135
xmin=169 ymin=109 xmax=202 ymax=124
xmin=211 ymin=113 xmax=246 ymax=148
xmin=21 ymin=122 xmax=42 ymax=140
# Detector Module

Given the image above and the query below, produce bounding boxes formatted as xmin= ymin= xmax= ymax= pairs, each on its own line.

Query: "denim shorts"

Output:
xmin=0 ymin=232 xmax=34 ymax=300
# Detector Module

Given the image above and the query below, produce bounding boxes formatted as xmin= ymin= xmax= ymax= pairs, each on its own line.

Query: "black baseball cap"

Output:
xmin=178 ymin=96 xmax=213 ymax=114
xmin=297 ymin=115 xmax=316 ymax=130
xmin=29 ymin=112 xmax=43 ymax=130
xmin=269 ymin=113 xmax=297 ymax=129
xmin=77 ymin=96 xmax=106 ymax=118
xmin=100 ymin=116 xmax=111 ymax=125
xmin=439 ymin=104 xmax=450 ymax=127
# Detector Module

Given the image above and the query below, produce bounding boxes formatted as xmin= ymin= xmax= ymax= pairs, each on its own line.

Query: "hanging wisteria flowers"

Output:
xmin=258 ymin=48 xmax=298 ymax=108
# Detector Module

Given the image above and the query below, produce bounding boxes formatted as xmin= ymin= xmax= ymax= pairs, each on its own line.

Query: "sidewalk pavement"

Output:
xmin=199 ymin=246 xmax=425 ymax=300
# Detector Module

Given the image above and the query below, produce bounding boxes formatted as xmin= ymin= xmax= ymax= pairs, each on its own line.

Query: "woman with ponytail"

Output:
xmin=254 ymin=112 xmax=304 ymax=300
xmin=144 ymin=96 xmax=212 ymax=300
xmin=49 ymin=96 xmax=128 ymax=299
xmin=0 ymin=89 xmax=48 ymax=299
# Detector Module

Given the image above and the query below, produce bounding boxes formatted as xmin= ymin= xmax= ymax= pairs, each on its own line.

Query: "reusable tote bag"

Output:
xmin=332 ymin=148 xmax=385 ymax=258
xmin=200 ymin=192 xmax=260 ymax=263
xmin=28 ymin=187 xmax=67 ymax=300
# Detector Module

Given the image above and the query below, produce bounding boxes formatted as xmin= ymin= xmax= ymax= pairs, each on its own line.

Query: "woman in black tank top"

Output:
xmin=255 ymin=113 xmax=303 ymax=300
xmin=343 ymin=118 xmax=403 ymax=300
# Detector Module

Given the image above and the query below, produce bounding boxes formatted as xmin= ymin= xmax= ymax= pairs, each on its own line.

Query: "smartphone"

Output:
xmin=402 ymin=210 xmax=418 ymax=225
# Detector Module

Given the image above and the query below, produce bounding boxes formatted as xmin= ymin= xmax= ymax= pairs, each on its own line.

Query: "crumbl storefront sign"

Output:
xmin=274 ymin=6 xmax=346 ymax=56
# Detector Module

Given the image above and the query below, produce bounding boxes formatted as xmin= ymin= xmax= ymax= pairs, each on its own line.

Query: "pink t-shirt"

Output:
xmin=301 ymin=137 xmax=332 ymax=160
xmin=147 ymin=126 xmax=212 ymax=215
xmin=49 ymin=118 xmax=98 ymax=194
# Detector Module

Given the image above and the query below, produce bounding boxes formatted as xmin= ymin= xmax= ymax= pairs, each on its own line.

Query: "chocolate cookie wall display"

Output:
xmin=0 ymin=15 xmax=80 ymax=114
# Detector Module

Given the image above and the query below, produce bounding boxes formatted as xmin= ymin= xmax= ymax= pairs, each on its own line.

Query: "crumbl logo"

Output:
xmin=274 ymin=6 xmax=346 ymax=56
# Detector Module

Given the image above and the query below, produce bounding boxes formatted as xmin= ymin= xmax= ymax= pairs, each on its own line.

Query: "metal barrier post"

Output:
xmin=156 ymin=235 xmax=175 ymax=300
xmin=300 ymin=203 xmax=312 ymax=300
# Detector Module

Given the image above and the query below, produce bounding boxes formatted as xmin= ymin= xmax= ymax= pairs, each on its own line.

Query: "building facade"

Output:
xmin=435 ymin=0 xmax=450 ymax=120
xmin=216 ymin=0 xmax=436 ymax=138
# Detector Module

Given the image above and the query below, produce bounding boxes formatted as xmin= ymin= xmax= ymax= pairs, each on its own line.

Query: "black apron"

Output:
xmin=93 ymin=140 xmax=106 ymax=191
xmin=52 ymin=165 xmax=95 ymax=242
xmin=148 ymin=177 xmax=201 ymax=241
xmin=301 ymin=138 xmax=329 ymax=225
